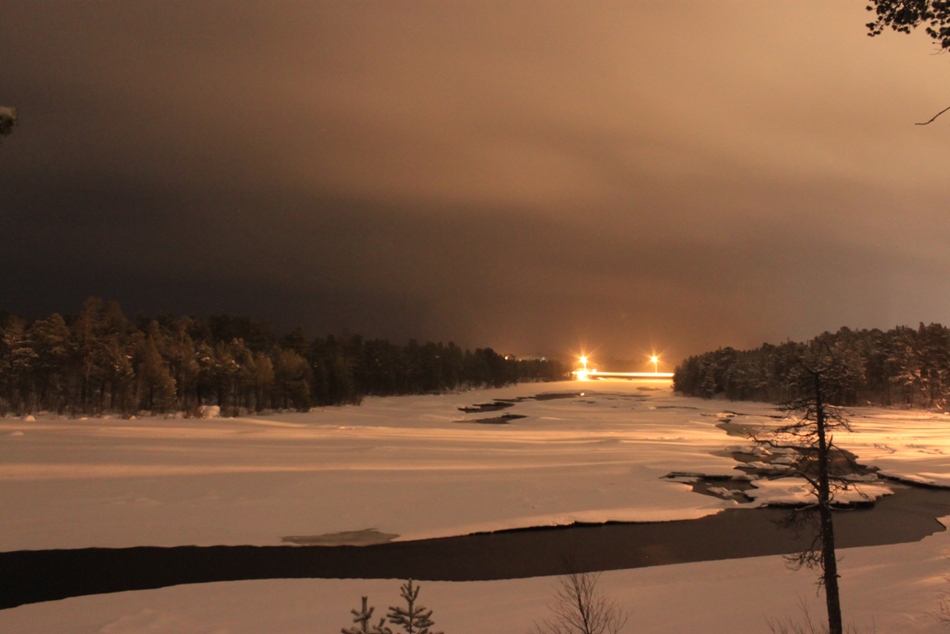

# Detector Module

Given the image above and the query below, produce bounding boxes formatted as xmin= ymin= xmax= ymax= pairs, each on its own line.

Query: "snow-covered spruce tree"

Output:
xmin=385 ymin=579 xmax=442 ymax=634
xmin=342 ymin=596 xmax=389 ymax=634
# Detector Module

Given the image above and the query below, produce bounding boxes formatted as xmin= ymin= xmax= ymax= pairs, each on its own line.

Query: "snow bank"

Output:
xmin=197 ymin=405 xmax=220 ymax=419
xmin=745 ymin=477 xmax=894 ymax=506
xmin=838 ymin=411 xmax=950 ymax=488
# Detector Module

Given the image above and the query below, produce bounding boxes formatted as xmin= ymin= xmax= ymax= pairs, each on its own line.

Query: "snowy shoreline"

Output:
xmin=4 ymin=483 xmax=950 ymax=611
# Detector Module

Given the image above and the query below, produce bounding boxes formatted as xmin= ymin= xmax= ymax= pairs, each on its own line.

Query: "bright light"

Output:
xmin=579 ymin=355 xmax=588 ymax=371
xmin=650 ymin=355 xmax=659 ymax=373
xmin=576 ymin=370 xmax=589 ymax=381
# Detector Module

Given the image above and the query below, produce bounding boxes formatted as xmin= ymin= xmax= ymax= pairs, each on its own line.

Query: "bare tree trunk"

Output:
xmin=814 ymin=372 xmax=843 ymax=634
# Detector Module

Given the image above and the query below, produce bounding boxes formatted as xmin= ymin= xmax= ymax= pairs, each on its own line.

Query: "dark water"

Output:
xmin=3 ymin=485 xmax=950 ymax=610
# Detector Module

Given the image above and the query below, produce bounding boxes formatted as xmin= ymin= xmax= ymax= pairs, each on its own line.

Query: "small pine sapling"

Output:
xmin=386 ymin=579 xmax=442 ymax=634
xmin=343 ymin=596 xmax=391 ymax=634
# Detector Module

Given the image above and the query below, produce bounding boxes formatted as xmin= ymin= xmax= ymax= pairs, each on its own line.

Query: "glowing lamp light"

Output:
xmin=574 ymin=355 xmax=591 ymax=381
xmin=650 ymin=355 xmax=659 ymax=374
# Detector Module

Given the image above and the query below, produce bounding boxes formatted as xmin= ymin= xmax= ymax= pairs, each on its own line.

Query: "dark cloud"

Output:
xmin=2 ymin=1 xmax=949 ymax=365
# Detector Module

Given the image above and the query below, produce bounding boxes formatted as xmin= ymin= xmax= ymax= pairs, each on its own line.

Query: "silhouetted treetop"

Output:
xmin=867 ymin=0 xmax=950 ymax=51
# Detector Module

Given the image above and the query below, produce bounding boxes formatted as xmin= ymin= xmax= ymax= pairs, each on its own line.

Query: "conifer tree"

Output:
xmin=211 ymin=340 xmax=240 ymax=411
xmin=71 ymin=298 xmax=103 ymax=412
xmin=135 ymin=332 xmax=176 ymax=413
xmin=271 ymin=347 xmax=311 ymax=410
xmin=0 ymin=316 xmax=36 ymax=414
xmin=342 ymin=596 xmax=390 ymax=634
xmin=772 ymin=346 xmax=858 ymax=634
xmin=166 ymin=318 xmax=199 ymax=409
xmin=386 ymin=580 xmax=442 ymax=634
xmin=29 ymin=314 xmax=71 ymax=411
xmin=100 ymin=332 xmax=134 ymax=413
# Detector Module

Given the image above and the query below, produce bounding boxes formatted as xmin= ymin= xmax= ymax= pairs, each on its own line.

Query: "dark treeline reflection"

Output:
xmin=0 ymin=298 xmax=569 ymax=416
xmin=674 ymin=323 xmax=950 ymax=407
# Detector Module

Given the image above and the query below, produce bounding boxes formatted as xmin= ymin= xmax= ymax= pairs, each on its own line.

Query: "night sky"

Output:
xmin=2 ymin=2 xmax=949 ymax=366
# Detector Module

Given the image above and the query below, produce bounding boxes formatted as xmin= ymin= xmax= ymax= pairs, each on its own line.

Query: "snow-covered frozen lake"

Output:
xmin=4 ymin=378 xmax=950 ymax=632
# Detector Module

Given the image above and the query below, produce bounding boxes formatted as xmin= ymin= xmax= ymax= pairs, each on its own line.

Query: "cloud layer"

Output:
xmin=2 ymin=1 xmax=949 ymax=362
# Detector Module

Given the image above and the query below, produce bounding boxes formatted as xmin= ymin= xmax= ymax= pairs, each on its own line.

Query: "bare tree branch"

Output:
xmin=916 ymin=104 xmax=950 ymax=125
xmin=533 ymin=572 xmax=628 ymax=634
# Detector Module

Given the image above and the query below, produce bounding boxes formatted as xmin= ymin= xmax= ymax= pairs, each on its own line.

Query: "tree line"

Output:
xmin=674 ymin=323 xmax=950 ymax=408
xmin=0 ymin=298 xmax=569 ymax=417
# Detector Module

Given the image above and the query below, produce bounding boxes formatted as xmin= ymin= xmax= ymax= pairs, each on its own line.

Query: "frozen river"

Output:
xmin=5 ymin=378 xmax=950 ymax=632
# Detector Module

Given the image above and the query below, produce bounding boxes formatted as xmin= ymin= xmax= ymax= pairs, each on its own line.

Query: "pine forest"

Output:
xmin=674 ymin=323 xmax=950 ymax=408
xmin=0 ymin=298 xmax=569 ymax=417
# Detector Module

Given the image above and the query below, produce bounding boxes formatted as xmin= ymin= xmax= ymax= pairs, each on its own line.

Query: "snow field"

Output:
xmin=4 ymin=380 xmax=950 ymax=550
xmin=0 ymin=380 xmax=753 ymax=550
xmin=5 ymin=379 xmax=950 ymax=631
